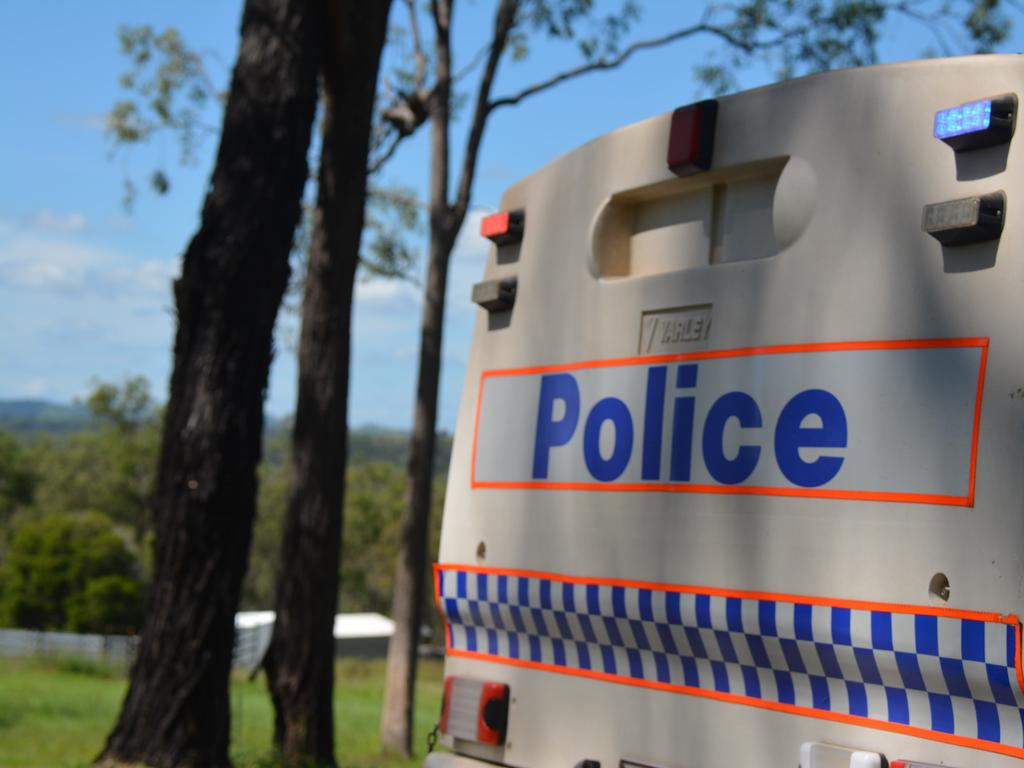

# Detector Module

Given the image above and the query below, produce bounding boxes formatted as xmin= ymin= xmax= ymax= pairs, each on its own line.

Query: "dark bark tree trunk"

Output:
xmin=98 ymin=1 xmax=323 ymax=766
xmin=261 ymin=1 xmax=392 ymax=766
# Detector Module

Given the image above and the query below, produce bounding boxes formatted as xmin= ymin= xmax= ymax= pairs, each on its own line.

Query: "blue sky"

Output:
xmin=1 ymin=2 xmax=1022 ymax=430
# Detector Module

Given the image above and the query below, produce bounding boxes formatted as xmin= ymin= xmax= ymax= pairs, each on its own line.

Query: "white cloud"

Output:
xmin=106 ymin=214 xmax=134 ymax=232
xmin=447 ymin=210 xmax=492 ymax=316
xmin=55 ymin=112 xmax=108 ymax=131
xmin=354 ymin=277 xmax=420 ymax=305
xmin=0 ymin=235 xmax=177 ymax=297
xmin=451 ymin=209 xmax=491 ymax=264
xmin=24 ymin=378 xmax=49 ymax=397
xmin=0 ymin=209 xmax=90 ymax=237
xmin=24 ymin=209 xmax=88 ymax=234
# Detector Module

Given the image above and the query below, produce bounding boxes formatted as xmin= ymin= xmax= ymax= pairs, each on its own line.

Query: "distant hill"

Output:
xmin=0 ymin=399 xmax=453 ymax=472
xmin=348 ymin=426 xmax=453 ymax=474
xmin=264 ymin=420 xmax=453 ymax=473
xmin=0 ymin=400 xmax=93 ymax=434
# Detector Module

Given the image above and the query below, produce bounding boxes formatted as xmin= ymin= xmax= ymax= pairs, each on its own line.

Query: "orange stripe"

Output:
xmin=1016 ymin=610 xmax=1024 ymax=704
xmin=479 ymin=337 xmax=989 ymax=380
xmin=445 ymin=648 xmax=1024 ymax=760
xmin=470 ymin=337 xmax=987 ymax=506
xmin=469 ymin=370 xmax=485 ymax=486
xmin=967 ymin=342 xmax=989 ymax=507
xmin=433 ymin=563 xmax=451 ymax=650
xmin=434 ymin=563 xmax=1015 ymax=623
xmin=469 ymin=480 xmax=969 ymax=507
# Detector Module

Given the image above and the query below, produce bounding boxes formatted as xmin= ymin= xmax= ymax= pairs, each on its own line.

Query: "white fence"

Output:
xmin=0 ymin=627 xmax=139 ymax=671
xmin=233 ymin=621 xmax=273 ymax=670
xmin=0 ymin=614 xmax=396 ymax=674
xmin=0 ymin=626 xmax=267 ymax=672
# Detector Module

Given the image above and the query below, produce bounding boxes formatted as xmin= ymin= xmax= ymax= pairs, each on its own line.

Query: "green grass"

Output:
xmin=0 ymin=655 xmax=443 ymax=768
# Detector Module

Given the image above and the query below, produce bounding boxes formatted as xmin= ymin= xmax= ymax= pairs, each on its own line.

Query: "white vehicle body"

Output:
xmin=428 ymin=56 xmax=1023 ymax=768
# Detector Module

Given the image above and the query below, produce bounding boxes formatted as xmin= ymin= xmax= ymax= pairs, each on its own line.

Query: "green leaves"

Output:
xmin=0 ymin=431 xmax=35 ymax=525
xmin=966 ymin=0 xmax=1010 ymax=51
xmin=630 ymin=0 xmax=1022 ymax=104
xmin=697 ymin=0 xmax=1016 ymax=94
xmin=516 ymin=0 xmax=642 ymax=61
xmin=0 ymin=382 xmax=154 ymax=631
xmin=66 ymin=574 xmax=143 ymax=635
xmin=0 ymin=512 xmax=143 ymax=633
xmin=26 ymin=378 xmax=160 ymax=543
xmin=361 ymin=185 xmax=423 ymax=282
xmin=108 ymin=25 xmax=222 ymax=209
xmin=85 ymin=376 xmax=154 ymax=434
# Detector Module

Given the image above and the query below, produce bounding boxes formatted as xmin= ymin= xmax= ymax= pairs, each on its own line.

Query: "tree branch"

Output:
xmin=488 ymin=0 xmax=967 ymax=116
xmin=367 ymin=129 xmax=406 ymax=175
xmin=489 ymin=23 xmax=752 ymax=112
xmin=405 ymin=0 xmax=427 ymax=90
xmin=428 ymin=0 xmax=453 ymax=227
xmin=452 ymin=0 xmax=518 ymax=220
xmin=453 ymin=41 xmax=491 ymax=82
xmin=897 ymin=6 xmax=957 ymax=55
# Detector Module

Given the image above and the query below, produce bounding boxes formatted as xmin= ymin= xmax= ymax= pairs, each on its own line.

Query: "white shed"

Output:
xmin=233 ymin=611 xmax=395 ymax=668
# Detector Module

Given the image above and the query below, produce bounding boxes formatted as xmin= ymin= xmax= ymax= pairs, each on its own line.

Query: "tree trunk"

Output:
xmin=261 ymin=2 xmax=392 ymax=766
xmin=98 ymin=1 xmax=323 ymax=766
xmin=380 ymin=5 xmax=455 ymax=750
xmin=380 ymin=222 xmax=457 ymax=756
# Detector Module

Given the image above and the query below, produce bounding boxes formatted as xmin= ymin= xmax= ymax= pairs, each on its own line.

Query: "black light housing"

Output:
xmin=472 ymin=277 xmax=517 ymax=313
xmin=922 ymin=191 xmax=1005 ymax=246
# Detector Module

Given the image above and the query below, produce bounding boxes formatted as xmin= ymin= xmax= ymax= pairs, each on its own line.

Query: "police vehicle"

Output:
xmin=426 ymin=55 xmax=1021 ymax=768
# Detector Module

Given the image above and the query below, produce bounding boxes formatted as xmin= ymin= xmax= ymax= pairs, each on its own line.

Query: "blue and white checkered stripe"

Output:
xmin=437 ymin=567 xmax=1024 ymax=753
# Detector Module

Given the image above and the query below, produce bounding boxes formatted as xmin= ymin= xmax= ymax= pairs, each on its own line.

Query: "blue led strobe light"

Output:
xmin=934 ymin=99 xmax=992 ymax=139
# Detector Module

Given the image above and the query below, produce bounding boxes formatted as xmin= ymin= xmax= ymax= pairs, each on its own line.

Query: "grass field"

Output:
xmin=0 ymin=655 xmax=444 ymax=768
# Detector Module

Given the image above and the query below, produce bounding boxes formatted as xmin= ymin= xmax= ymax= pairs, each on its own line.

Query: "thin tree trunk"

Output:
xmin=261 ymin=1 xmax=392 ymax=765
xmin=380 ymin=224 xmax=456 ymax=756
xmin=98 ymin=1 xmax=322 ymax=766
xmin=380 ymin=0 xmax=518 ymax=755
xmin=380 ymin=2 xmax=455 ymax=756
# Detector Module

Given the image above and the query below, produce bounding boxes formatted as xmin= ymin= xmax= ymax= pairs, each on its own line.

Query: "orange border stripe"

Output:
xmin=445 ymin=649 xmax=1024 ymax=759
xmin=470 ymin=337 xmax=989 ymax=507
xmin=434 ymin=563 xmax=1015 ymax=623
xmin=967 ymin=343 xmax=989 ymax=506
xmin=434 ymin=563 xmax=1024 ymax=759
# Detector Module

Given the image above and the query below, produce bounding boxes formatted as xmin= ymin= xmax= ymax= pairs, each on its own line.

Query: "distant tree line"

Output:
xmin=0 ymin=377 xmax=447 ymax=635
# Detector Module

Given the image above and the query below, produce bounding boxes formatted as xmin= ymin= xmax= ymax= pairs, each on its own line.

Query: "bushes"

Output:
xmin=0 ymin=512 xmax=143 ymax=633
xmin=66 ymin=574 xmax=143 ymax=634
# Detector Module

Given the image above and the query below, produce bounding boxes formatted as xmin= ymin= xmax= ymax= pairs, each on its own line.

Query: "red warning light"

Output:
xmin=439 ymin=676 xmax=509 ymax=747
xmin=667 ymin=100 xmax=718 ymax=173
xmin=480 ymin=210 xmax=524 ymax=245
xmin=476 ymin=682 xmax=509 ymax=745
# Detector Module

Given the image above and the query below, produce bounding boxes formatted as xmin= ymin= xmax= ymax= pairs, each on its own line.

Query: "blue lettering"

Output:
xmin=641 ymin=367 xmax=667 ymax=480
xmin=670 ymin=364 xmax=698 ymax=481
xmin=774 ymin=389 xmax=847 ymax=487
xmin=528 ymin=364 xmax=847 ymax=488
xmin=532 ymin=373 xmax=580 ymax=479
xmin=584 ymin=397 xmax=634 ymax=481
xmin=702 ymin=392 xmax=762 ymax=485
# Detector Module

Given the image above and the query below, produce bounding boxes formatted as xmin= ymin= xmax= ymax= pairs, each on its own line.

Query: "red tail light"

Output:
xmin=439 ymin=676 xmax=509 ymax=746
xmin=667 ymin=99 xmax=718 ymax=173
